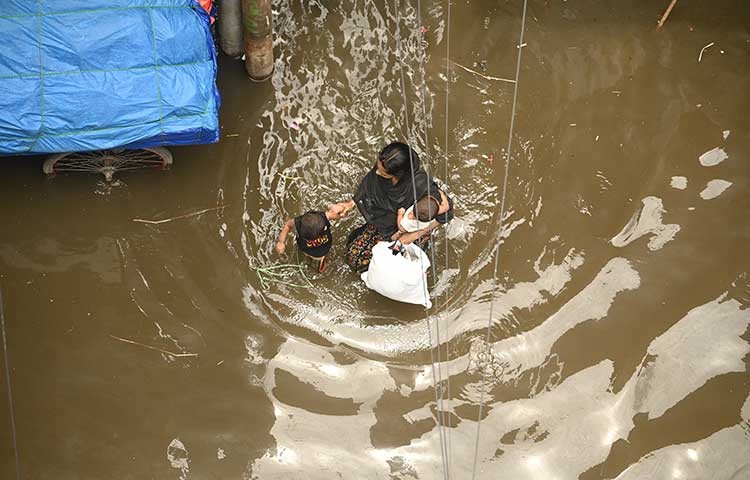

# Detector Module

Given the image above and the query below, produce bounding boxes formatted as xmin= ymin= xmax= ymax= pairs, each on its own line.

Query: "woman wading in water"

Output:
xmin=331 ymin=142 xmax=454 ymax=273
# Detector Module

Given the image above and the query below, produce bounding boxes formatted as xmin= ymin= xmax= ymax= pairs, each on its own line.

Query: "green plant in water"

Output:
xmin=253 ymin=263 xmax=314 ymax=289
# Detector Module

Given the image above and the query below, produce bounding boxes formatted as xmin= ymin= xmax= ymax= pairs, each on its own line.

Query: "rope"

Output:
xmin=471 ymin=0 xmax=529 ymax=477
xmin=391 ymin=1 xmax=450 ymax=478
xmin=0 ymin=287 xmax=21 ymax=480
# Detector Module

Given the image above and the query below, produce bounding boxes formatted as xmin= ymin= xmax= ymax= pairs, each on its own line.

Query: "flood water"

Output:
xmin=1 ymin=1 xmax=750 ymax=479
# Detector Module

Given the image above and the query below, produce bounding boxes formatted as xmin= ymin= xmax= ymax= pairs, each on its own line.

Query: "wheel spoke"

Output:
xmin=113 ymin=165 xmax=163 ymax=171
xmin=53 ymin=166 xmax=100 ymax=173
xmin=47 ymin=148 xmax=170 ymax=179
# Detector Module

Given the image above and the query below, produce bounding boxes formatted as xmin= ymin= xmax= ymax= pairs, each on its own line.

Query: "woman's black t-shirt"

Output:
xmin=353 ymin=167 xmax=454 ymax=237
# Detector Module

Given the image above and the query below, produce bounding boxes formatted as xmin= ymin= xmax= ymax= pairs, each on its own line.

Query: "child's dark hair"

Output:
xmin=415 ymin=196 xmax=439 ymax=222
xmin=298 ymin=212 xmax=326 ymax=239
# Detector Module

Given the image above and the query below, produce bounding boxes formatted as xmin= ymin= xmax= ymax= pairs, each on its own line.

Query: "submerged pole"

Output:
xmin=241 ymin=0 xmax=274 ymax=81
xmin=218 ymin=0 xmax=244 ymax=58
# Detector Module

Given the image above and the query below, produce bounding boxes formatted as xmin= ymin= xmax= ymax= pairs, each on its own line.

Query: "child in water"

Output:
xmin=275 ymin=204 xmax=349 ymax=272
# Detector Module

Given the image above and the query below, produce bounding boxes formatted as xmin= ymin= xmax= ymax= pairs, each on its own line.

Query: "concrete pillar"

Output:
xmin=241 ymin=0 xmax=274 ymax=81
xmin=218 ymin=0 xmax=244 ymax=58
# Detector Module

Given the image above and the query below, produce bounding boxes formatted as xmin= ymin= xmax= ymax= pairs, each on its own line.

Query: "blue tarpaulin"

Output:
xmin=0 ymin=0 xmax=220 ymax=155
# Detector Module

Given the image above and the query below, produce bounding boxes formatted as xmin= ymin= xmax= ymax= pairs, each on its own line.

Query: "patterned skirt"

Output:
xmin=345 ymin=223 xmax=431 ymax=273
xmin=346 ymin=224 xmax=383 ymax=273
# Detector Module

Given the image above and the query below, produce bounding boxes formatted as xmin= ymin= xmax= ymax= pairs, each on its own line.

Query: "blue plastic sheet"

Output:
xmin=0 ymin=0 xmax=220 ymax=155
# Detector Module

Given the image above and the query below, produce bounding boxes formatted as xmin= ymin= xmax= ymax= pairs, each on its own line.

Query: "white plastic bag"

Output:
xmin=361 ymin=241 xmax=432 ymax=308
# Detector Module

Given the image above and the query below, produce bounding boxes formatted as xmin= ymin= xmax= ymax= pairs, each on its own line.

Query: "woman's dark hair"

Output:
xmin=378 ymin=142 xmax=419 ymax=179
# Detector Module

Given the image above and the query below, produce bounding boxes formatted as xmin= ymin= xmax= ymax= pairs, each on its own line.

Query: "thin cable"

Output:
xmin=415 ymin=0 xmax=453 ymax=475
xmin=414 ymin=0 xmax=444 ymax=434
xmin=470 ymin=0 xmax=528 ymax=478
xmin=443 ymin=0 xmax=451 ymax=273
xmin=440 ymin=0 xmax=453 ymax=471
xmin=1 ymin=287 xmax=21 ymax=480
xmin=391 ymin=1 xmax=449 ymax=478
xmin=405 ymin=1 xmax=451 ymax=475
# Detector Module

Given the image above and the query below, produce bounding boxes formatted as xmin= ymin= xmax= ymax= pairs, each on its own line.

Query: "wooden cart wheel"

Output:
xmin=42 ymin=148 xmax=173 ymax=181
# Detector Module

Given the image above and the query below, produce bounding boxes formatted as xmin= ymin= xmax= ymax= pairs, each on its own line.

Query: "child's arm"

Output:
xmin=275 ymin=218 xmax=295 ymax=254
xmin=398 ymin=220 xmax=440 ymax=245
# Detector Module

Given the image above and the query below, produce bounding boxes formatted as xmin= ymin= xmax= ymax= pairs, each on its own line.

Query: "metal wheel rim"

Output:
xmin=45 ymin=149 xmax=171 ymax=180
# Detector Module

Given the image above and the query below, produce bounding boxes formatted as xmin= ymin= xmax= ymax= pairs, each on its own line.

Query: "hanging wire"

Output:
xmin=415 ymin=0 xmax=453 ymax=475
xmin=471 ymin=0 xmax=529 ymax=478
xmin=442 ymin=0 xmax=451 ymax=280
xmin=414 ymin=0 xmax=450 ymax=448
xmin=440 ymin=0 xmax=453 ymax=470
xmin=1 ymin=287 xmax=21 ymax=480
xmin=391 ymin=0 xmax=450 ymax=478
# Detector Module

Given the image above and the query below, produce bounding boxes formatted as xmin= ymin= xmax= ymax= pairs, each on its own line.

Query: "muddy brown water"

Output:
xmin=1 ymin=1 xmax=750 ymax=479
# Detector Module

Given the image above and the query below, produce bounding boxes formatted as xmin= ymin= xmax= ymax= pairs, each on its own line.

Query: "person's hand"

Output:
xmin=341 ymin=201 xmax=356 ymax=216
xmin=327 ymin=202 xmax=352 ymax=220
xmin=438 ymin=192 xmax=450 ymax=214
xmin=390 ymin=231 xmax=402 ymax=241
xmin=326 ymin=205 xmax=343 ymax=220
xmin=396 ymin=208 xmax=407 ymax=233
xmin=275 ymin=241 xmax=286 ymax=254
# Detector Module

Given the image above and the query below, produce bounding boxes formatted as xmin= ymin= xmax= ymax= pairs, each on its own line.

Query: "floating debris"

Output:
xmin=452 ymin=61 xmax=515 ymax=83
xmin=132 ymin=205 xmax=227 ymax=225
xmin=109 ymin=335 xmax=198 ymax=358
xmin=698 ymin=42 xmax=714 ymax=62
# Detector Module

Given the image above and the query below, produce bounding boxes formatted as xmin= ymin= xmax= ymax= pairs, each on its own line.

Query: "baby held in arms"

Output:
xmin=393 ymin=192 xmax=449 ymax=240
